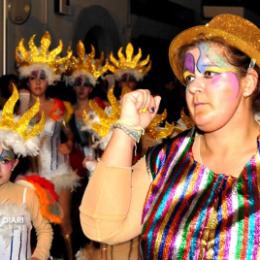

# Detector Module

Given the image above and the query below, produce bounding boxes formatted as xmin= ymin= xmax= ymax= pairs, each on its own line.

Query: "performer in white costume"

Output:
xmin=0 ymin=84 xmax=53 ymax=260
xmin=15 ymin=31 xmax=78 ymax=259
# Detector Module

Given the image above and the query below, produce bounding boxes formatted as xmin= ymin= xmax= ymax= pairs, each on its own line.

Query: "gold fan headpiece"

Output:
xmin=15 ymin=31 xmax=73 ymax=84
xmin=83 ymin=86 xmax=120 ymax=137
xmin=0 ymin=83 xmax=45 ymax=156
xmin=108 ymin=42 xmax=152 ymax=81
xmin=82 ymin=86 xmax=177 ymax=141
xmin=69 ymin=41 xmax=109 ymax=86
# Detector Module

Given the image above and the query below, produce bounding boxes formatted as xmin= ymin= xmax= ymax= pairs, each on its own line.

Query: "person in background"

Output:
xmin=0 ymin=85 xmax=53 ymax=260
xmin=15 ymin=31 xmax=78 ymax=260
xmin=66 ymin=40 xmax=109 ymax=258
xmin=107 ymin=42 xmax=152 ymax=98
xmin=68 ymin=41 xmax=108 ymax=175
xmin=80 ymin=43 xmax=175 ymax=260
xmin=79 ymin=13 xmax=260 ymax=259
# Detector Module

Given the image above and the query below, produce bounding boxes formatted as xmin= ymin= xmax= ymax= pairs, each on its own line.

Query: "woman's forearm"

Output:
xmin=79 ymin=158 xmax=151 ymax=244
xmin=101 ymin=128 xmax=136 ymax=167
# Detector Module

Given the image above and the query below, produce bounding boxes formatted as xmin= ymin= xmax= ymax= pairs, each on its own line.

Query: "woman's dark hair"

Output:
xmin=0 ymin=73 xmax=19 ymax=98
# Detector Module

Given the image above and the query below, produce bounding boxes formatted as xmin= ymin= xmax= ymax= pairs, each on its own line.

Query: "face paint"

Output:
xmin=183 ymin=53 xmax=196 ymax=84
xmin=120 ymin=73 xmax=137 ymax=83
xmin=184 ymin=53 xmax=195 ymax=73
xmin=210 ymin=72 xmax=240 ymax=99
xmin=197 ymin=42 xmax=237 ymax=74
xmin=74 ymin=76 xmax=94 ymax=88
xmin=29 ymin=70 xmax=47 ymax=81
xmin=183 ymin=43 xmax=240 ymax=87
xmin=0 ymin=149 xmax=15 ymax=164
xmin=184 ymin=42 xmax=245 ymax=133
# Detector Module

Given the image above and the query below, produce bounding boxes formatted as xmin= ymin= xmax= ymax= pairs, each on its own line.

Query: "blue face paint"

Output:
xmin=197 ymin=42 xmax=232 ymax=74
xmin=0 ymin=149 xmax=15 ymax=163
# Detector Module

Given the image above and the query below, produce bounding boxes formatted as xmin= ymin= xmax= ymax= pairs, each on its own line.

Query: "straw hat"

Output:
xmin=169 ymin=13 xmax=260 ymax=85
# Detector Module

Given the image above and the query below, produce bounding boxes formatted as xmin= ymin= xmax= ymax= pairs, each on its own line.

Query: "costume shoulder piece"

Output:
xmin=48 ymin=98 xmax=73 ymax=122
xmin=16 ymin=175 xmax=62 ymax=224
xmin=146 ymin=128 xmax=195 ymax=180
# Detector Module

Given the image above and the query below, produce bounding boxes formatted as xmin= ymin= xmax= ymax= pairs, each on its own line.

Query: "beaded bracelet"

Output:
xmin=112 ymin=121 xmax=145 ymax=143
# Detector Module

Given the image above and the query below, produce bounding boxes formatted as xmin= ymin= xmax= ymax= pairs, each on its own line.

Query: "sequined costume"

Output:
xmin=80 ymin=128 xmax=260 ymax=260
xmin=142 ymin=128 xmax=260 ymax=259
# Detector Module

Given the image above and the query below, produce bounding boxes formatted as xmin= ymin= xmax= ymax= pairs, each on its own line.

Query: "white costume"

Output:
xmin=38 ymin=117 xmax=79 ymax=191
xmin=0 ymin=188 xmax=31 ymax=260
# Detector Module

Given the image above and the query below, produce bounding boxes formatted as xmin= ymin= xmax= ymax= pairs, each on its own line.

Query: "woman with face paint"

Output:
xmin=79 ymin=14 xmax=260 ymax=259
xmin=15 ymin=32 xmax=79 ymax=259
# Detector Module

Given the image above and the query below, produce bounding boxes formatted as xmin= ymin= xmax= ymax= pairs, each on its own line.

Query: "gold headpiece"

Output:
xmin=146 ymin=110 xmax=175 ymax=140
xmin=82 ymin=86 xmax=176 ymax=141
xmin=15 ymin=31 xmax=73 ymax=84
xmin=108 ymin=42 xmax=152 ymax=81
xmin=69 ymin=41 xmax=109 ymax=86
xmin=83 ymin=86 xmax=120 ymax=137
xmin=169 ymin=13 xmax=260 ymax=85
xmin=0 ymin=83 xmax=45 ymax=156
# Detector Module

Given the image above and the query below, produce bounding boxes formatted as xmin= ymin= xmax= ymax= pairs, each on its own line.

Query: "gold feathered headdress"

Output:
xmin=15 ymin=31 xmax=72 ymax=84
xmin=0 ymin=83 xmax=45 ymax=156
xmin=82 ymin=87 xmax=120 ymax=138
xmin=108 ymin=42 xmax=152 ymax=81
xmin=82 ymin=86 xmax=176 ymax=142
xmin=68 ymin=41 xmax=109 ymax=86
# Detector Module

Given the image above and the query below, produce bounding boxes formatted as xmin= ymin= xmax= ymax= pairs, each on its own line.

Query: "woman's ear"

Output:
xmin=242 ymin=68 xmax=258 ymax=97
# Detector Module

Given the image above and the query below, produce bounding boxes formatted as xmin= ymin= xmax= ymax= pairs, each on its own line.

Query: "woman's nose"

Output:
xmin=35 ymin=77 xmax=41 ymax=84
xmin=186 ymin=79 xmax=205 ymax=94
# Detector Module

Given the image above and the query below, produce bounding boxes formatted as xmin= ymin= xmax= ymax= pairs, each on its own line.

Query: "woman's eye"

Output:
xmin=0 ymin=159 xmax=10 ymax=164
xmin=185 ymin=75 xmax=195 ymax=84
xmin=204 ymin=70 xmax=219 ymax=78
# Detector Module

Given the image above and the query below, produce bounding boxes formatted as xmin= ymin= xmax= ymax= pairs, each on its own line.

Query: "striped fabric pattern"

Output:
xmin=142 ymin=129 xmax=260 ymax=260
xmin=0 ymin=204 xmax=32 ymax=260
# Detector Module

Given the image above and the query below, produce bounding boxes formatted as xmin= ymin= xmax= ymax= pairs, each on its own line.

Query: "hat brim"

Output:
xmin=169 ymin=25 xmax=260 ymax=85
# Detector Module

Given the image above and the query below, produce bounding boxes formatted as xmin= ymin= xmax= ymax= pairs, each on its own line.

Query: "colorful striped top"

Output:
xmin=142 ymin=128 xmax=260 ymax=260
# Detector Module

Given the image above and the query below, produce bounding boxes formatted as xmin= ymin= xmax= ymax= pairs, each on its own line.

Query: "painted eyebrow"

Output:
xmin=197 ymin=63 xmax=218 ymax=72
xmin=183 ymin=70 xmax=195 ymax=77
xmin=203 ymin=66 xmax=239 ymax=73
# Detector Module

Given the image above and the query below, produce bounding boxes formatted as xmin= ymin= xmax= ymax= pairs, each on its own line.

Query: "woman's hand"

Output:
xmin=120 ymin=89 xmax=161 ymax=128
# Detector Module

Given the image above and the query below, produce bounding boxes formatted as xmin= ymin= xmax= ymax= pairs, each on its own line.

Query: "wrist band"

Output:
xmin=112 ymin=121 xmax=144 ymax=143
